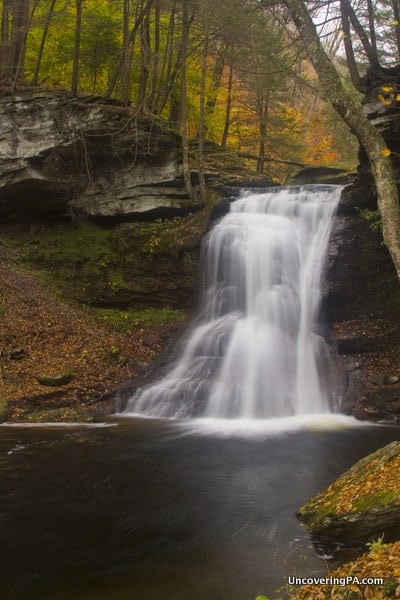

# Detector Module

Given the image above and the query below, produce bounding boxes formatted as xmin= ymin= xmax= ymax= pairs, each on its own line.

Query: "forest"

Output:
xmin=2 ymin=2 xmax=400 ymax=600
xmin=0 ymin=0 xmax=361 ymax=182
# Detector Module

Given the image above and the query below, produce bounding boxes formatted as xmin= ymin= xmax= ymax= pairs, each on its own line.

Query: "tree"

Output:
xmin=71 ymin=0 xmax=83 ymax=96
xmin=180 ymin=0 xmax=193 ymax=198
xmin=121 ymin=0 xmax=131 ymax=104
xmin=282 ymin=0 xmax=400 ymax=281
xmin=137 ymin=0 xmax=152 ymax=111
xmin=1 ymin=0 xmax=30 ymax=82
xmin=32 ymin=0 xmax=57 ymax=85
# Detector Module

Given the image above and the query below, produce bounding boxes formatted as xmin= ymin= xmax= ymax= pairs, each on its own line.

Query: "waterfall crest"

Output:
xmin=123 ymin=185 xmax=341 ymax=419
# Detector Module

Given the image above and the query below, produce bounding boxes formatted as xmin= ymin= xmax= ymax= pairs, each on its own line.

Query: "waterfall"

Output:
xmin=123 ymin=185 xmax=341 ymax=420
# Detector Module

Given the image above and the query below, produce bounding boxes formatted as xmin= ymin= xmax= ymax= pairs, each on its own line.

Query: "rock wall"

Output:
xmin=326 ymin=185 xmax=400 ymax=422
xmin=0 ymin=91 xmax=204 ymax=222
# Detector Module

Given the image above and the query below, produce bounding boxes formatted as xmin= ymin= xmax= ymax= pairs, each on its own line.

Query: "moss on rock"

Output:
xmin=0 ymin=398 xmax=9 ymax=421
xmin=21 ymin=407 xmax=94 ymax=423
xmin=36 ymin=372 xmax=75 ymax=387
xmin=298 ymin=442 xmax=400 ymax=541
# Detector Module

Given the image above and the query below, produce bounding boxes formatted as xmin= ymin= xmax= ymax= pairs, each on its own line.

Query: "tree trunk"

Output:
xmin=257 ymin=90 xmax=269 ymax=174
xmin=1 ymin=0 xmax=29 ymax=82
xmin=1 ymin=0 xmax=12 ymax=78
xmin=366 ymin=0 xmax=377 ymax=56
xmin=105 ymin=1 xmax=148 ymax=99
xmin=137 ymin=0 xmax=152 ymax=111
xmin=341 ymin=0 xmax=380 ymax=68
xmin=392 ymin=0 xmax=400 ymax=60
xmin=32 ymin=0 xmax=57 ymax=85
xmin=180 ymin=1 xmax=192 ymax=199
xmin=12 ymin=0 xmax=37 ymax=91
xmin=121 ymin=0 xmax=131 ymax=104
xmin=284 ymin=0 xmax=400 ymax=282
xmin=71 ymin=0 xmax=83 ymax=96
xmin=148 ymin=0 xmax=160 ymax=112
xmin=154 ymin=0 xmax=177 ymax=114
xmin=340 ymin=0 xmax=364 ymax=92
xmin=204 ymin=50 xmax=225 ymax=131
xmin=221 ymin=64 xmax=233 ymax=148
xmin=10 ymin=0 xmax=29 ymax=78
xmin=198 ymin=38 xmax=208 ymax=199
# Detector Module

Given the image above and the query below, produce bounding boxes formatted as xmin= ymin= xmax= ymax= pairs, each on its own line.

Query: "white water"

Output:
xmin=123 ymin=185 xmax=341 ymax=420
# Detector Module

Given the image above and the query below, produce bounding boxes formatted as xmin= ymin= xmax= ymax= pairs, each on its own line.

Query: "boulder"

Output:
xmin=298 ymin=441 xmax=400 ymax=542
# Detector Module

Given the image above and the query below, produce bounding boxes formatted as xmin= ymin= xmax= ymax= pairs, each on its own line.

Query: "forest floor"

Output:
xmin=287 ymin=539 xmax=400 ymax=599
xmin=0 ymin=242 xmax=188 ymax=422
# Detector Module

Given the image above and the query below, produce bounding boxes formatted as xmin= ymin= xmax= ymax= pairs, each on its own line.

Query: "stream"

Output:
xmin=1 ymin=418 xmax=400 ymax=600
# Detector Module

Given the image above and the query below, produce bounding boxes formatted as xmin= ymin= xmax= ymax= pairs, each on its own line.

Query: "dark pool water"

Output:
xmin=1 ymin=416 xmax=399 ymax=600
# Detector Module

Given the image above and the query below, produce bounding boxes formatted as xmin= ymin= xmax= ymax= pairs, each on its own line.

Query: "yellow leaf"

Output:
xmin=382 ymin=86 xmax=394 ymax=92
xmin=382 ymin=148 xmax=391 ymax=157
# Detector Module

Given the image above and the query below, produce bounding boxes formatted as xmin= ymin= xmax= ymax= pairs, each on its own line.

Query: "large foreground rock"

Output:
xmin=298 ymin=441 xmax=400 ymax=542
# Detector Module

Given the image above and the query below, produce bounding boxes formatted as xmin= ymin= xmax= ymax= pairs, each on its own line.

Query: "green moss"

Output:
xmin=384 ymin=577 xmax=398 ymax=596
xmin=21 ymin=407 xmax=93 ymax=423
xmin=6 ymin=201 xmax=212 ymax=310
xmin=108 ymin=270 xmax=130 ymax=292
xmin=92 ymin=307 xmax=186 ymax=333
xmin=352 ymin=490 xmax=400 ymax=512
xmin=18 ymin=222 xmax=112 ymax=269
xmin=359 ymin=208 xmax=382 ymax=232
xmin=298 ymin=488 xmax=342 ymax=523
xmin=0 ymin=398 xmax=9 ymax=421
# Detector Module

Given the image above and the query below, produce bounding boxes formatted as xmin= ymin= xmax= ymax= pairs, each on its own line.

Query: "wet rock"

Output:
xmin=298 ymin=442 xmax=400 ymax=543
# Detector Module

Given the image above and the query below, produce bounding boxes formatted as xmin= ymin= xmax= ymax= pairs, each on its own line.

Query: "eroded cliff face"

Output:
xmin=326 ymin=187 xmax=400 ymax=422
xmin=0 ymin=91 xmax=204 ymax=222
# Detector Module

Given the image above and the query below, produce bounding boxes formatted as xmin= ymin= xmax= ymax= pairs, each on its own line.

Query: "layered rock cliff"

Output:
xmin=0 ymin=91 xmax=202 ymax=222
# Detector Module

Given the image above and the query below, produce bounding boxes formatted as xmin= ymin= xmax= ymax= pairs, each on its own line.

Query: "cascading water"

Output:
xmin=123 ymin=185 xmax=341 ymax=420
